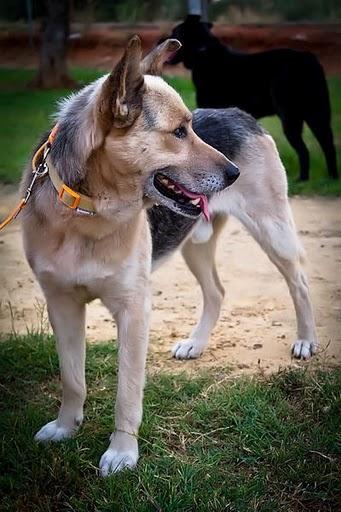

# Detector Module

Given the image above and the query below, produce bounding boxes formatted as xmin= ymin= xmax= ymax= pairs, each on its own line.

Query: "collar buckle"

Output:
xmin=58 ymin=184 xmax=81 ymax=210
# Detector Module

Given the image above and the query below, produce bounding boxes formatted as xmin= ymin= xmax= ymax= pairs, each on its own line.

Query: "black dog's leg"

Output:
xmin=305 ymin=114 xmax=338 ymax=179
xmin=280 ymin=116 xmax=310 ymax=181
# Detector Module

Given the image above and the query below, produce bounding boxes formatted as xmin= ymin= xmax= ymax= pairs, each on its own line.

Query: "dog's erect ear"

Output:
xmin=141 ymin=39 xmax=181 ymax=76
xmin=99 ymin=35 xmax=145 ymax=129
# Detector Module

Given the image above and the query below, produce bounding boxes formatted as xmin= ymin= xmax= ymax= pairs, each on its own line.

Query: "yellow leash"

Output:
xmin=0 ymin=198 xmax=26 ymax=231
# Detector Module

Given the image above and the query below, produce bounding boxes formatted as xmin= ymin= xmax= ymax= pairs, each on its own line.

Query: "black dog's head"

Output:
xmin=162 ymin=15 xmax=216 ymax=69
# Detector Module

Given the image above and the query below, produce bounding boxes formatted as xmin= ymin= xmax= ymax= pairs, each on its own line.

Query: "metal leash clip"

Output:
xmin=24 ymin=144 xmax=50 ymax=205
xmin=0 ymin=128 xmax=57 ymax=231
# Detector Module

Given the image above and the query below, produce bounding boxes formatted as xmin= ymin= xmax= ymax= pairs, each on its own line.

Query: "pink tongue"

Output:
xmin=175 ymin=184 xmax=210 ymax=221
xmin=199 ymin=196 xmax=210 ymax=221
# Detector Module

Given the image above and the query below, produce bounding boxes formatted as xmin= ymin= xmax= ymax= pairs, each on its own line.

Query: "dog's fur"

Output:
xmin=20 ymin=38 xmax=238 ymax=476
xmin=149 ymin=107 xmax=318 ymax=361
xmin=165 ymin=15 xmax=338 ymax=181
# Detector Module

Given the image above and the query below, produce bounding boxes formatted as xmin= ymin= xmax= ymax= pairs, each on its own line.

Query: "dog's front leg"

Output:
xmin=172 ymin=215 xmax=227 ymax=359
xmin=99 ymin=295 xmax=150 ymax=476
xmin=35 ymin=292 xmax=86 ymax=442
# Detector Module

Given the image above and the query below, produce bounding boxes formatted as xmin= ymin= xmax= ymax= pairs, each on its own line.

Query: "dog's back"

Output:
xmin=171 ymin=16 xmax=330 ymax=119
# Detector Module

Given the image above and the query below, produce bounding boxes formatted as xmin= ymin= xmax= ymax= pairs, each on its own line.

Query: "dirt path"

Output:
xmin=0 ymin=187 xmax=340 ymax=374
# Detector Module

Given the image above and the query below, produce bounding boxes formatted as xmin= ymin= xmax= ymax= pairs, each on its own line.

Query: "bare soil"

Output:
xmin=0 ymin=23 xmax=340 ymax=74
xmin=0 ymin=186 xmax=340 ymax=375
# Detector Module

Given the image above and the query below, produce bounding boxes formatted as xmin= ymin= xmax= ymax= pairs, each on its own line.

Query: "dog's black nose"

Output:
xmin=225 ymin=161 xmax=240 ymax=186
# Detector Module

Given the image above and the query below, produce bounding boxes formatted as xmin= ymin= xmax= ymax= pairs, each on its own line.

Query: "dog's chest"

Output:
xmin=32 ymin=231 xmax=141 ymax=296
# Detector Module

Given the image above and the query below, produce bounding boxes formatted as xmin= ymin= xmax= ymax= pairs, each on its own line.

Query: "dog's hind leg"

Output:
xmin=35 ymin=293 xmax=86 ymax=442
xmin=230 ymin=135 xmax=318 ymax=358
xmin=236 ymin=207 xmax=317 ymax=358
xmin=172 ymin=214 xmax=227 ymax=359
xmin=280 ymin=116 xmax=310 ymax=181
xmin=305 ymin=113 xmax=338 ymax=179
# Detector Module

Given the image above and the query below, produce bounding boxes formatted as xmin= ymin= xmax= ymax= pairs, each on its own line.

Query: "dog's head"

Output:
xmin=162 ymin=15 xmax=215 ymax=69
xmin=52 ymin=36 xmax=238 ymax=221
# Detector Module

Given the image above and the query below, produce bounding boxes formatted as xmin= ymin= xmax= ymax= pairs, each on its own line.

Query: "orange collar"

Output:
xmin=34 ymin=124 xmax=96 ymax=215
xmin=47 ymin=156 xmax=96 ymax=215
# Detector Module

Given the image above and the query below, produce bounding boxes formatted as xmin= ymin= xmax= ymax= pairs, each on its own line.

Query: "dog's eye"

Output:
xmin=173 ymin=126 xmax=187 ymax=139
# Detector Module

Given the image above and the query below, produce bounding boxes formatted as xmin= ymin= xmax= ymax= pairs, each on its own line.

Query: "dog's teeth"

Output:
xmin=160 ymin=178 xmax=168 ymax=185
xmin=190 ymin=198 xmax=201 ymax=206
xmin=168 ymin=184 xmax=175 ymax=190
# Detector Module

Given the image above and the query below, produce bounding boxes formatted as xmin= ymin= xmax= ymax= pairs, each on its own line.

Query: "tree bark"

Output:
xmin=31 ymin=0 xmax=77 ymax=89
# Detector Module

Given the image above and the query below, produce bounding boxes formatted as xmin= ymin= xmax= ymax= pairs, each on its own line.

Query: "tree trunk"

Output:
xmin=32 ymin=0 xmax=77 ymax=89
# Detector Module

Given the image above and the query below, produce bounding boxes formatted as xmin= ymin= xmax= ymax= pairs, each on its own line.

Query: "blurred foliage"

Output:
xmin=0 ymin=0 xmax=340 ymax=23
xmin=94 ymin=0 xmax=186 ymax=22
xmin=210 ymin=0 xmax=341 ymax=22
xmin=0 ymin=0 xmax=186 ymax=23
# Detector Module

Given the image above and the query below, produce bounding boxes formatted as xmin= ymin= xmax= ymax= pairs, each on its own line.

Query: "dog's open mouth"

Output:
xmin=153 ymin=173 xmax=210 ymax=220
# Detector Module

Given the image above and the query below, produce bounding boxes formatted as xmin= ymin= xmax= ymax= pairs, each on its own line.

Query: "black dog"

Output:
xmin=165 ymin=15 xmax=338 ymax=181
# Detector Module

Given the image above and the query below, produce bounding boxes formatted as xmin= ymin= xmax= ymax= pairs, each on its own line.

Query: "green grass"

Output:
xmin=0 ymin=68 xmax=340 ymax=194
xmin=0 ymin=333 xmax=340 ymax=511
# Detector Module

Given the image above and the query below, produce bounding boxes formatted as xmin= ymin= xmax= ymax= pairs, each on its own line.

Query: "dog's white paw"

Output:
xmin=99 ymin=448 xmax=138 ymax=476
xmin=291 ymin=339 xmax=317 ymax=360
xmin=34 ymin=420 xmax=76 ymax=443
xmin=172 ymin=339 xmax=206 ymax=359
xmin=99 ymin=431 xmax=138 ymax=476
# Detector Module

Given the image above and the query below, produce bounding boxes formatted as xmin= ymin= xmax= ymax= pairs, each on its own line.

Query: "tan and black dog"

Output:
xmin=150 ymin=108 xmax=318 ymax=362
xmin=20 ymin=37 xmax=239 ymax=476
